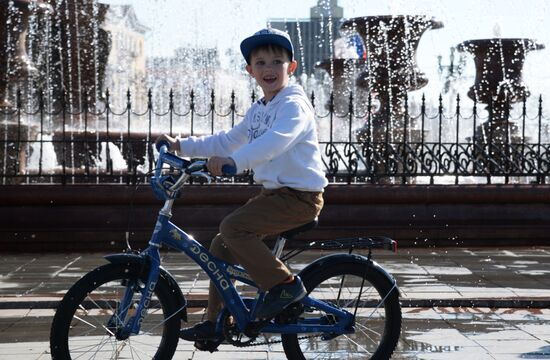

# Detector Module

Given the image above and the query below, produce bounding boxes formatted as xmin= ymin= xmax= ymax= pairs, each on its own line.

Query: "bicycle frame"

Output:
xmin=116 ymin=197 xmax=355 ymax=339
xmin=114 ymin=145 xmax=355 ymax=340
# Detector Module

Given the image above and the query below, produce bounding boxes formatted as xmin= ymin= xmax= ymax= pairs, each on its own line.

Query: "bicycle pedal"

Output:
xmin=194 ymin=338 xmax=222 ymax=353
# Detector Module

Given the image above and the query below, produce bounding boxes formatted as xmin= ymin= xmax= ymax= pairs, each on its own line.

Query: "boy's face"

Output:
xmin=246 ymin=47 xmax=297 ymax=102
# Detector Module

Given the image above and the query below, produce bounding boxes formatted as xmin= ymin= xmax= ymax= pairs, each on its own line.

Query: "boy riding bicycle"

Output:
xmin=156 ymin=27 xmax=328 ymax=342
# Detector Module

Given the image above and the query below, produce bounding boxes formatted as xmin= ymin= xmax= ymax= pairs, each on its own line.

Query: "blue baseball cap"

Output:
xmin=240 ymin=28 xmax=294 ymax=64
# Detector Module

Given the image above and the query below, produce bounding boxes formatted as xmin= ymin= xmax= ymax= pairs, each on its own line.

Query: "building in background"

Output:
xmin=103 ymin=5 xmax=150 ymax=111
xmin=270 ymin=0 xmax=344 ymax=76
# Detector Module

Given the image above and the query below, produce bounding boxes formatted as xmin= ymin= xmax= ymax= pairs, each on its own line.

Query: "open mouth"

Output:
xmin=263 ymin=76 xmax=277 ymax=84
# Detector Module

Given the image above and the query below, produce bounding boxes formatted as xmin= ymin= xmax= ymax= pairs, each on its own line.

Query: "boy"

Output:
xmin=156 ymin=28 xmax=328 ymax=341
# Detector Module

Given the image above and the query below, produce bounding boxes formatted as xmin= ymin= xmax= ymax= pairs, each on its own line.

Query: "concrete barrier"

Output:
xmin=1 ymin=184 xmax=550 ymax=252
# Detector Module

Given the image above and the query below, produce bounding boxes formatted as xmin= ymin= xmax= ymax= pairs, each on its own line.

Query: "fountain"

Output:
xmin=1 ymin=1 xmax=52 ymax=183
xmin=317 ymin=15 xmax=443 ymax=182
xmin=0 ymin=0 xmax=52 ymax=108
xmin=456 ymin=38 xmax=545 ymax=145
xmin=315 ymin=57 xmax=368 ymax=115
xmin=43 ymin=0 xmax=111 ymax=114
xmin=0 ymin=0 xmax=117 ymax=182
xmin=1 ymin=0 xmax=110 ymax=112
xmin=0 ymin=1 xmax=547 ymax=185
xmin=340 ymin=15 xmax=443 ymax=144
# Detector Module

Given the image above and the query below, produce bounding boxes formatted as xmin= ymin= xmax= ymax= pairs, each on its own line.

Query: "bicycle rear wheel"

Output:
xmin=282 ymin=261 xmax=401 ymax=359
xmin=50 ymin=263 xmax=181 ymax=359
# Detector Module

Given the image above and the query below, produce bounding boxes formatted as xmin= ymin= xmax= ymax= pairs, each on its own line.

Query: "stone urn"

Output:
xmin=0 ymin=0 xmax=52 ymax=108
xmin=336 ymin=15 xmax=442 ymax=183
xmin=44 ymin=0 xmax=111 ymax=117
xmin=340 ymin=15 xmax=443 ymax=144
xmin=457 ymin=38 xmax=545 ymax=144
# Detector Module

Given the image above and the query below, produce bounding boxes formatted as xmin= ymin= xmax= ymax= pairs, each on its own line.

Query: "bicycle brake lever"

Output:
xmin=186 ymin=160 xmax=207 ymax=174
xmin=191 ymin=171 xmax=213 ymax=184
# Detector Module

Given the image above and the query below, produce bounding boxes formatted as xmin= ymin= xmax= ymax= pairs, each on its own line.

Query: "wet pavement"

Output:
xmin=1 ymin=246 xmax=550 ymax=359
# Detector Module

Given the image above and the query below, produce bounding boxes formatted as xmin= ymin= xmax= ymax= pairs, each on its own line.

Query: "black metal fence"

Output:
xmin=0 ymin=89 xmax=548 ymax=185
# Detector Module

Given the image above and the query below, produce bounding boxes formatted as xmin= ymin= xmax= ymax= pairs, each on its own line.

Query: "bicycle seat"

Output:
xmin=280 ymin=218 xmax=318 ymax=239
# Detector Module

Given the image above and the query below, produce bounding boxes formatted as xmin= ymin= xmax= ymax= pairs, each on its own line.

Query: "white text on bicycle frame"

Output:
xmin=190 ymin=244 xmax=230 ymax=290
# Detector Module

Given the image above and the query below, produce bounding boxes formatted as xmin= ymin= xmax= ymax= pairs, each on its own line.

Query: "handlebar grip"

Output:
xmin=155 ymin=140 xmax=171 ymax=152
xmin=222 ymin=164 xmax=237 ymax=176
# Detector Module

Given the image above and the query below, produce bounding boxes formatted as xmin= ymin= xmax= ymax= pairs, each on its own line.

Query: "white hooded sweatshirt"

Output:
xmin=178 ymin=84 xmax=328 ymax=192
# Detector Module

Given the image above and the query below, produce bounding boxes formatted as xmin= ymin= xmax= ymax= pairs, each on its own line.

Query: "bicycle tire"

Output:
xmin=282 ymin=261 xmax=401 ymax=360
xmin=50 ymin=263 xmax=181 ymax=360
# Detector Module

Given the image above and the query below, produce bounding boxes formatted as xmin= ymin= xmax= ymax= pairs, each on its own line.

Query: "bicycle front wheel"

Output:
xmin=282 ymin=261 xmax=401 ymax=360
xmin=50 ymin=263 xmax=181 ymax=360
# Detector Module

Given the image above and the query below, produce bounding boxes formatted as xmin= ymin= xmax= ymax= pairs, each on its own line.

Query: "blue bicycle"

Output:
xmin=50 ymin=144 xmax=402 ymax=359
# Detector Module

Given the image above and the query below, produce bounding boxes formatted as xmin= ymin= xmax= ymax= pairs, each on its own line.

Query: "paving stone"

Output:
xmin=1 ymin=247 xmax=550 ymax=358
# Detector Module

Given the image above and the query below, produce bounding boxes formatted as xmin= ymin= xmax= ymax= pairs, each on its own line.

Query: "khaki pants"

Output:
xmin=206 ymin=187 xmax=323 ymax=322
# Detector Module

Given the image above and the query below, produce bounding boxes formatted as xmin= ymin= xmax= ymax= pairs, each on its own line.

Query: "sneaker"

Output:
xmin=179 ymin=320 xmax=218 ymax=341
xmin=256 ymin=276 xmax=307 ymax=319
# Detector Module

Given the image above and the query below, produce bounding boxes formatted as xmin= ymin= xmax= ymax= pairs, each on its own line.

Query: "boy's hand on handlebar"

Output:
xmin=207 ymin=157 xmax=235 ymax=176
xmin=155 ymin=134 xmax=180 ymax=153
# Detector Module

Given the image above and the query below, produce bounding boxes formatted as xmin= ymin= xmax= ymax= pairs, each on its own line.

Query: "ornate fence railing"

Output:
xmin=0 ymin=90 xmax=548 ymax=185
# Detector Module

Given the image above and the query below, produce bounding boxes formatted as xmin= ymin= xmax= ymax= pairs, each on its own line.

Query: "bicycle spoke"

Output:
xmin=52 ymin=264 xmax=180 ymax=360
xmin=364 ymin=282 xmax=396 ymax=320
xmin=355 ymin=323 xmax=384 ymax=349
xmin=286 ymin=266 xmax=400 ymax=359
xmin=84 ymin=294 xmax=129 ymax=330
xmin=126 ymin=339 xmax=146 ymax=360
xmin=342 ymin=333 xmax=372 ymax=353
xmin=73 ymin=315 xmax=98 ymax=330
xmin=72 ymin=336 xmax=111 ymax=360
xmin=75 ymin=302 xmax=114 ymax=332
xmin=144 ymin=304 xmax=186 ymax=333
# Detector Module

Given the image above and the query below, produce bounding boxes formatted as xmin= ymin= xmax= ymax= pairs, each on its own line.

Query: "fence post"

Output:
xmin=404 ymin=93 xmax=411 ymax=184
xmin=126 ymin=88 xmax=132 ymax=186
xmin=61 ymin=90 xmax=67 ymax=185
xmin=190 ymin=89 xmax=195 ymax=136
xmin=420 ymin=93 xmax=426 ymax=182
xmin=537 ymin=95 xmax=544 ymax=184
xmin=38 ymin=89 xmax=45 ymax=178
xmin=435 ymin=94 xmax=443 ymax=185
xmin=366 ymin=92 xmax=374 ymax=184
xmin=454 ymin=93 xmax=460 ymax=184
xmin=487 ymin=96 xmax=493 ymax=184
xmin=16 ymin=89 xmax=23 ymax=181
xmin=168 ymin=88 xmax=174 ymax=136
xmin=521 ymin=94 xmax=527 ymax=179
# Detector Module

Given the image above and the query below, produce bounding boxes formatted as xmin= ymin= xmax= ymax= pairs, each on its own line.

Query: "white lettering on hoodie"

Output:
xmin=178 ymin=84 xmax=328 ymax=192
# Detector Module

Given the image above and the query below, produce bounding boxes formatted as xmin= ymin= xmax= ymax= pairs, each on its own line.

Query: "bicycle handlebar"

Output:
xmin=154 ymin=144 xmax=168 ymax=179
xmin=155 ymin=142 xmax=237 ymax=176
xmin=154 ymin=144 xmax=190 ymax=179
xmin=153 ymin=144 xmax=237 ymax=200
xmin=155 ymin=140 xmax=171 ymax=152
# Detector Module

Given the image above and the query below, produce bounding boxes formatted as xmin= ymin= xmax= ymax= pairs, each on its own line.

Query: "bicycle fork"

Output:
xmin=108 ymin=249 xmax=162 ymax=340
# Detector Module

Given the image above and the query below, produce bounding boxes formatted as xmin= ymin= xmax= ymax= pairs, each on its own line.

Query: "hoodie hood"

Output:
xmin=264 ymin=84 xmax=314 ymax=112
